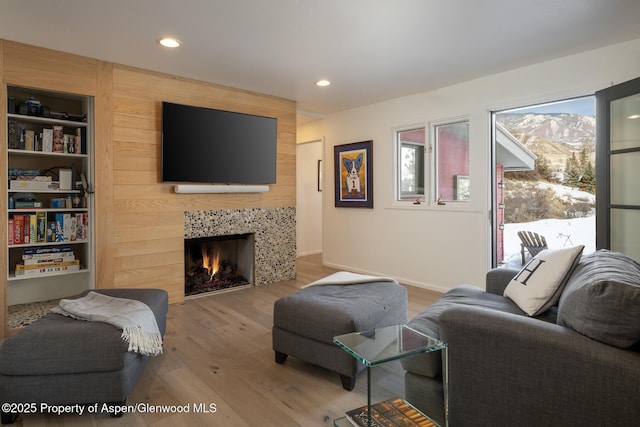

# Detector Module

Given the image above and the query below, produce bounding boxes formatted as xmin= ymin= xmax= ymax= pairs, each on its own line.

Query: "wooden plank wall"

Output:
xmin=0 ymin=40 xmax=297 ymax=336
xmin=109 ymin=65 xmax=296 ymax=304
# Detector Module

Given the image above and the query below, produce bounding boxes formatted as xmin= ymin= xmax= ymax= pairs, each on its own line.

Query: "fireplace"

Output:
xmin=184 ymin=233 xmax=255 ymax=297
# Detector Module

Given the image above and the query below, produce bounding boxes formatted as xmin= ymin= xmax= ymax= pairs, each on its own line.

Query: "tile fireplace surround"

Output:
xmin=184 ymin=207 xmax=296 ymax=286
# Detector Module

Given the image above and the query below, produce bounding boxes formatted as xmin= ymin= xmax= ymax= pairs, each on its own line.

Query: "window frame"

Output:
xmin=394 ymin=126 xmax=427 ymax=203
xmin=429 ymin=116 xmax=471 ymax=206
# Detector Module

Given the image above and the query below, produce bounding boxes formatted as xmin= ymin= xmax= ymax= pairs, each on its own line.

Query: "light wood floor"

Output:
xmin=13 ymin=254 xmax=442 ymax=426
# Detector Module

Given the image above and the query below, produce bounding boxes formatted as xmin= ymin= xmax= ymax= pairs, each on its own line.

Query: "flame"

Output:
xmin=200 ymin=243 xmax=220 ymax=280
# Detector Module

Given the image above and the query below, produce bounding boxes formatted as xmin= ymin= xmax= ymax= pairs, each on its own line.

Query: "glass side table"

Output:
xmin=333 ymin=324 xmax=447 ymax=427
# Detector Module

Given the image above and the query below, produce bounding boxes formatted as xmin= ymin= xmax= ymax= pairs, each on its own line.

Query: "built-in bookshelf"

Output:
xmin=6 ymin=85 xmax=94 ymax=308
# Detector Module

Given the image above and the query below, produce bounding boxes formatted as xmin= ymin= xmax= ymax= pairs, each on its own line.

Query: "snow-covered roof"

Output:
xmin=495 ymin=123 xmax=536 ymax=171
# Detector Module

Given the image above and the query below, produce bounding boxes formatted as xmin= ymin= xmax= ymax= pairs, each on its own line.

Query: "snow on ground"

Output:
xmin=501 ymin=181 xmax=596 ymax=269
xmin=536 ymin=182 xmax=595 ymax=203
xmin=502 ymin=215 xmax=595 ymax=269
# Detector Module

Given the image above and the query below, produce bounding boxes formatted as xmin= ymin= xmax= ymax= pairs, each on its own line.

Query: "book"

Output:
xmin=23 ymin=245 xmax=73 ymax=256
xmin=13 ymin=215 xmax=24 ymax=244
xmin=76 ymin=128 xmax=82 ymax=154
xmin=42 ymin=128 xmax=53 ymax=152
xmin=36 ymin=212 xmax=47 ymax=242
xmin=346 ymin=398 xmax=437 ymax=427
xmin=15 ymin=201 xmax=43 ymax=208
xmin=8 ymin=219 xmax=14 ymax=245
xmin=24 ymin=254 xmax=75 ymax=266
xmin=16 ymin=259 xmax=79 ymax=271
xmin=15 ymin=262 xmax=80 ymax=277
xmin=8 ymin=168 xmax=40 ymax=177
xmin=23 ymin=214 xmax=30 ymax=244
xmin=76 ymin=213 xmax=88 ymax=240
xmin=55 ymin=214 xmax=64 ymax=242
xmin=25 ymin=130 xmax=35 ymax=151
xmin=53 ymin=125 xmax=64 ymax=153
xmin=10 ymin=180 xmax=59 ymax=190
xmin=29 ymin=214 xmax=37 ymax=244
xmin=8 ymin=120 xmax=20 ymax=149
xmin=63 ymin=213 xmax=72 ymax=241
xmin=47 ymin=221 xmax=56 ymax=242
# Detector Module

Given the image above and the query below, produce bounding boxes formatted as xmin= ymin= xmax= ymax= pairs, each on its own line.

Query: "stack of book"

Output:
xmin=345 ymin=397 xmax=437 ymax=427
xmin=15 ymin=246 xmax=80 ymax=277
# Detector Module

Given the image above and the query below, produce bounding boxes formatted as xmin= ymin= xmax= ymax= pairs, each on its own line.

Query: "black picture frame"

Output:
xmin=334 ymin=140 xmax=373 ymax=208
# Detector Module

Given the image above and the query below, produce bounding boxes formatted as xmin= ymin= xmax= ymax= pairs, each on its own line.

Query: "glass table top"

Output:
xmin=333 ymin=324 xmax=446 ymax=367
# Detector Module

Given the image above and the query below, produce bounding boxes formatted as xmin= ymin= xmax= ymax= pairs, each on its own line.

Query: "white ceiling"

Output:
xmin=1 ymin=0 xmax=640 ymax=120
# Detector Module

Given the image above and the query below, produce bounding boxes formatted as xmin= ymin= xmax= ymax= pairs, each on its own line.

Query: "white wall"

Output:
xmin=299 ymin=38 xmax=640 ymax=292
xmin=296 ymin=138 xmax=323 ymax=256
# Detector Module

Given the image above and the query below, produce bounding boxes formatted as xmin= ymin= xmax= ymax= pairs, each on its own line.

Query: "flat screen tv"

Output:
xmin=161 ymin=101 xmax=277 ymax=185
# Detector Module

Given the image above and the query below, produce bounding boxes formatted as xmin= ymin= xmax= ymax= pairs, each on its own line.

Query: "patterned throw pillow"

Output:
xmin=504 ymin=245 xmax=585 ymax=316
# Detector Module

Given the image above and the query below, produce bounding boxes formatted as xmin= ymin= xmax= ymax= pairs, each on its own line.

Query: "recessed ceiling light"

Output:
xmin=159 ymin=38 xmax=181 ymax=48
xmin=316 ymin=79 xmax=331 ymax=87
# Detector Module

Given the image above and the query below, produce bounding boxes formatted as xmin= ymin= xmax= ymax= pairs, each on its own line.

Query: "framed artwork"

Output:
xmin=334 ymin=140 xmax=373 ymax=208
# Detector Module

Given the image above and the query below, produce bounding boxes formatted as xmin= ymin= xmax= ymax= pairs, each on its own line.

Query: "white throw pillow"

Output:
xmin=504 ymin=245 xmax=585 ymax=316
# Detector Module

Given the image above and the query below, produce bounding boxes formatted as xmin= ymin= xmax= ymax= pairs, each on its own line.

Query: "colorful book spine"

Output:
xmin=42 ymin=128 xmax=53 ymax=152
xmin=8 ymin=219 xmax=14 ymax=245
xmin=55 ymin=214 xmax=64 ymax=242
xmin=22 ymin=215 xmax=30 ymax=244
xmin=29 ymin=215 xmax=37 ymax=244
xmin=13 ymin=215 xmax=24 ymax=244
xmin=52 ymin=125 xmax=64 ymax=153
xmin=25 ymin=130 xmax=35 ymax=151
xmin=23 ymin=245 xmax=73 ymax=256
xmin=36 ymin=212 xmax=47 ymax=243
xmin=63 ymin=213 xmax=72 ymax=241
xmin=16 ymin=260 xmax=79 ymax=271
xmin=24 ymin=254 xmax=75 ymax=265
xmin=15 ymin=262 xmax=81 ymax=277
xmin=47 ymin=222 xmax=56 ymax=242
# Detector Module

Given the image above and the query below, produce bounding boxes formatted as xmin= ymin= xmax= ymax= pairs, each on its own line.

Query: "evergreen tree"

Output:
xmin=564 ymin=153 xmax=581 ymax=188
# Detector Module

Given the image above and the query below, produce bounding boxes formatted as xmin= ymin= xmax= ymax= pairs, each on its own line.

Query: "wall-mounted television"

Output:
xmin=161 ymin=101 xmax=278 ymax=185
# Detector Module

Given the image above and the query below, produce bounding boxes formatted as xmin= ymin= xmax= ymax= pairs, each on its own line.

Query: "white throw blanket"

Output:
xmin=302 ymin=271 xmax=399 ymax=288
xmin=51 ymin=291 xmax=163 ymax=356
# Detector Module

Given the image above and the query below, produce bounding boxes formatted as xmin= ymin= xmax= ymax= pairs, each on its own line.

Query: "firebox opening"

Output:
xmin=184 ymin=233 xmax=254 ymax=297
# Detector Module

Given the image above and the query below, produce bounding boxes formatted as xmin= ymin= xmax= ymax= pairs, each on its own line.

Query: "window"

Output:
xmin=431 ymin=119 xmax=470 ymax=202
xmin=396 ymin=127 xmax=425 ymax=201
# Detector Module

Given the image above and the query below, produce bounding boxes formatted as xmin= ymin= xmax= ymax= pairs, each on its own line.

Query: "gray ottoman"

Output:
xmin=0 ymin=288 xmax=168 ymax=423
xmin=272 ymin=279 xmax=407 ymax=390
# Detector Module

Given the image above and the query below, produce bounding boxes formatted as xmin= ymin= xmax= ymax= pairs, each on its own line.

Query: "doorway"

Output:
xmin=296 ymin=139 xmax=323 ymax=256
xmin=492 ymin=96 xmax=596 ymax=267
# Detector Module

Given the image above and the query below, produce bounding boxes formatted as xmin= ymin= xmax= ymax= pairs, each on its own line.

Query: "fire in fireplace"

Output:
xmin=184 ymin=234 xmax=254 ymax=297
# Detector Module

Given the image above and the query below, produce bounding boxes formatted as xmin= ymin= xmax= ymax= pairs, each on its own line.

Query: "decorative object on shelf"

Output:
xmin=334 ymin=140 xmax=373 ymax=208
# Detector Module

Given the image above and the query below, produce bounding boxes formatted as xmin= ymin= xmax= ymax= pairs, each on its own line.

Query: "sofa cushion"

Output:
xmin=557 ymin=250 xmax=640 ymax=349
xmin=504 ymin=245 xmax=584 ymax=316
xmin=402 ymin=285 xmax=538 ymax=378
xmin=273 ymin=282 xmax=407 ymax=344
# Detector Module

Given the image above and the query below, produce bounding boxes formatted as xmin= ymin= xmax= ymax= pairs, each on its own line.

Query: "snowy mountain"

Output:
xmin=497 ymin=113 xmax=595 ymax=146
xmin=497 ymin=112 xmax=596 ymax=172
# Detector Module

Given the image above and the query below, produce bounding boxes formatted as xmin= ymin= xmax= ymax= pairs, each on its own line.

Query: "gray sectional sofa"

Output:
xmin=403 ymin=249 xmax=640 ymax=427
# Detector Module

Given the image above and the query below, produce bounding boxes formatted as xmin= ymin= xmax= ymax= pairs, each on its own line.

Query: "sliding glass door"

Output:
xmin=596 ymin=77 xmax=640 ymax=261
